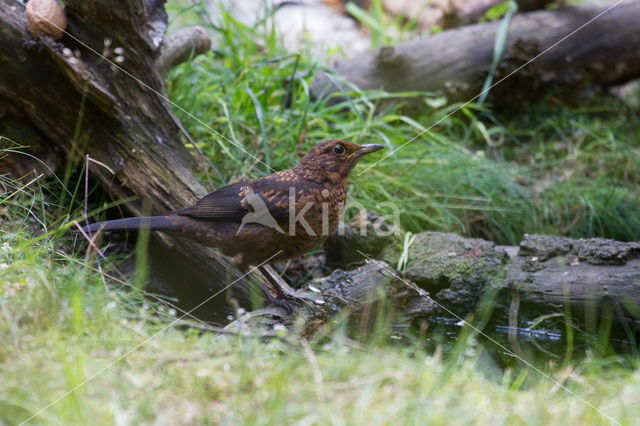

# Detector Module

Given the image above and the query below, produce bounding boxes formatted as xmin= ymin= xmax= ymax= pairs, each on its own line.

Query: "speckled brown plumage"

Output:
xmin=81 ymin=140 xmax=383 ymax=302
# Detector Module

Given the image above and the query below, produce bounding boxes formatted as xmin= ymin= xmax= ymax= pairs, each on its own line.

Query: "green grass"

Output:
xmin=1 ymin=0 xmax=640 ymax=424
xmin=166 ymin=2 xmax=640 ymax=245
xmin=2 ymin=219 xmax=640 ymax=424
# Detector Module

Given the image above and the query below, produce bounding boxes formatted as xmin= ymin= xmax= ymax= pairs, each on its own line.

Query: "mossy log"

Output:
xmin=320 ymin=220 xmax=640 ymax=331
xmin=238 ymin=230 xmax=639 ymax=336
xmin=504 ymin=235 xmax=640 ymax=323
xmin=312 ymin=0 xmax=640 ymax=105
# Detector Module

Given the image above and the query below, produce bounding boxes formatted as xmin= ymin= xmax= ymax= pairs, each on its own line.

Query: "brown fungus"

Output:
xmin=26 ymin=0 xmax=67 ymax=40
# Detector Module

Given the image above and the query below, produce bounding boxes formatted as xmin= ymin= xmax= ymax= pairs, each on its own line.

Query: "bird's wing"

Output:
xmin=172 ymin=181 xmax=248 ymax=221
xmin=173 ymin=171 xmax=320 ymax=222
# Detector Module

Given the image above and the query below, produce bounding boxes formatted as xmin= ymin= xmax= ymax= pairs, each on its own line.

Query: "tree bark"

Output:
xmin=503 ymin=236 xmax=640 ymax=321
xmin=0 ymin=0 xmax=250 ymax=300
xmin=312 ymin=0 xmax=640 ymax=105
xmin=401 ymin=232 xmax=640 ymax=319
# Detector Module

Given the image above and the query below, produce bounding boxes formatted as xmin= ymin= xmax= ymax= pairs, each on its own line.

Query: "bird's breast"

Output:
xmin=288 ymin=184 xmax=346 ymax=238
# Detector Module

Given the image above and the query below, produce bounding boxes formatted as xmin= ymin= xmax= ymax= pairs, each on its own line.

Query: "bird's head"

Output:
xmin=294 ymin=140 xmax=384 ymax=184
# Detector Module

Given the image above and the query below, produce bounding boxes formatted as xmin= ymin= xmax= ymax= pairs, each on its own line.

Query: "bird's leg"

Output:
xmin=259 ymin=265 xmax=297 ymax=298
xmin=224 ymin=263 xmax=241 ymax=315
xmin=257 ymin=265 xmax=307 ymax=312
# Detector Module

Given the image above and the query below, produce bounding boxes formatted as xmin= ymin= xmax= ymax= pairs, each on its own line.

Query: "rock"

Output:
xmin=610 ymin=78 xmax=640 ymax=109
xmin=209 ymin=0 xmax=370 ymax=58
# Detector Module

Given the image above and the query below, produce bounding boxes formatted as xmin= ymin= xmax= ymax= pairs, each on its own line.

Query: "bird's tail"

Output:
xmin=80 ymin=216 xmax=178 ymax=234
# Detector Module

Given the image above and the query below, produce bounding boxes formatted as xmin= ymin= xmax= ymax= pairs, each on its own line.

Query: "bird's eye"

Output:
xmin=333 ymin=144 xmax=345 ymax=155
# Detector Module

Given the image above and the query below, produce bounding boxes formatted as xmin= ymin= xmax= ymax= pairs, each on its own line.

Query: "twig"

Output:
xmin=73 ymin=220 xmax=108 ymax=260
xmin=156 ymin=26 xmax=211 ymax=77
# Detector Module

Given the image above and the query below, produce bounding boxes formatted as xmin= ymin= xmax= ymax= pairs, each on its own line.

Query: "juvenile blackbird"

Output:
xmin=81 ymin=140 xmax=383 ymax=305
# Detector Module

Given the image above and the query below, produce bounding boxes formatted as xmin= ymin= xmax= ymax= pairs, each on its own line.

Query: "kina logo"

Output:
xmin=236 ymin=187 xmax=285 ymax=235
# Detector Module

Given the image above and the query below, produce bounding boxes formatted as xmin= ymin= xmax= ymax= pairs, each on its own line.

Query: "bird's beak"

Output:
xmin=352 ymin=144 xmax=384 ymax=158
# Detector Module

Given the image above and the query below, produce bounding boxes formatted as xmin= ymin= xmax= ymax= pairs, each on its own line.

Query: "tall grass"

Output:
xmin=166 ymin=2 xmax=640 ymax=244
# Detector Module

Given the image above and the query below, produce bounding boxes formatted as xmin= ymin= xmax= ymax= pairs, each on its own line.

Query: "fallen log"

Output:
xmin=313 ymin=216 xmax=640 ymax=333
xmin=228 ymin=214 xmax=639 ymax=337
xmin=396 ymin=232 xmax=640 ymax=317
xmin=312 ymin=0 xmax=640 ymax=105
xmin=0 ymin=0 xmax=253 ymax=302
xmin=210 ymin=0 xmax=555 ymax=63
xmin=503 ymin=235 xmax=640 ymax=325
xmin=232 ymin=230 xmax=639 ymax=342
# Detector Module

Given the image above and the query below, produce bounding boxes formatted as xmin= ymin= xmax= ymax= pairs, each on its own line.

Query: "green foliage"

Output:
xmin=345 ymin=0 xmax=423 ymax=47
xmin=483 ymin=1 xmax=514 ymax=20
xmin=166 ymin=5 xmax=640 ymax=244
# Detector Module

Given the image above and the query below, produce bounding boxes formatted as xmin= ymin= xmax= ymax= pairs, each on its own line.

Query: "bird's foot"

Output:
xmin=257 ymin=264 xmax=313 ymax=314
xmin=262 ymin=289 xmax=307 ymax=314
